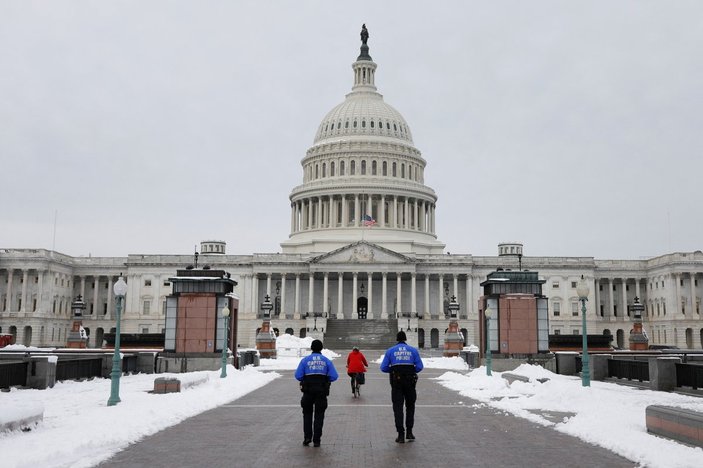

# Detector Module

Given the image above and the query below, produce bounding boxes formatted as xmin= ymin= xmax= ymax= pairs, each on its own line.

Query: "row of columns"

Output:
xmin=0 ymin=269 xmax=122 ymax=319
xmin=595 ymin=273 xmax=700 ymax=320
xmin=290 ymin=194 xmax=436 ymax=234
xmin=246 ymin=272 xmax=474 ymax=320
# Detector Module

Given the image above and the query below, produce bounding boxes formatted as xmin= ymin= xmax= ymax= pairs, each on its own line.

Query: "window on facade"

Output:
xmin=142 ymin=327 xmax=149 ymax=334
xmin=571 ymin=302 xmax=579 ymax=316
xmin=35 ymin=276 xmax=38 ymax=284
xmin=322 ymin=163 xmax=326 ymax=177
xmin=370 ymin=120 xmax=374 ymax=128
xmin=144 ymin=279 xmax=152 ymax=287
xmin=613 ymin=305 xmax=617 ymax=316
xmin=362 ymin=120 xmax=366 ymax=128
xmin=103 ymin=303 xmax=107 ymax=314
xmin=353 ymin=121 xmax=357 ymax=128
xmin=682 ymin=301 xmax=686 ymax=315
xmin=552 ymin=281 xmax=559 ymax=289
xmin=361 ymin=160 xmax=366 ymax=175
xmin=681 ymin=279 xmax=684 ymax=286
xmin=386 ymin=122 xmax=390 ymax=129
xmin=351 ymin=161 xmax=356 ymax=175
xmin=90 ymin=303 xmax=94 ymax=314
xmin=315 ymin=165 xmax=319 ymax=179
xmin=613 ymin=285 xmax=616 ymax=291
xmin=144 ymin=301 xmax=151 ymax=314
xmin=17 ymin=299 xmax=22 ymax=310
xmin=401 ymin=164 xmax=405 ymax=178
xmin=573 ymin=329 xmax=580 ymax=335
xmin=600 ymin=304 xmax=604 ymax=316
xmin=626 ymin=285 xmax=629 ymax=291
xmin=571 ymin=281 xmax=577 ymax=288
xmin=554 ymin=329 xmax=561 ymax=335
xmin=372 ymin=160 xmax=377 ymax=175
xmin=340 ymin=161 xmax=345 ymax=175
xmin=392 ymin=162 xmax=397 ymax=177
xmin=345 ymin=121 xmax=349 ymax=128
xmin=553 ymin=302 xmax=560 ymax=316
xmin=599 ymin=284 xmax=603 ymax=291
xmin=331 ymin=162 xmax=335 ymax=176
xmin=382 ymin=161 xmax=387 ymax=176
xmin=32 ymin=299 xmax=37 ymax=311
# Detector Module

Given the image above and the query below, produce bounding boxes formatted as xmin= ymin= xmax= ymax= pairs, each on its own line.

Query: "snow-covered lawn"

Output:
xmin=0 ymin=366 xmax=277 ymax=468
xmin=436 ymin=364 xmax=703 ymax=468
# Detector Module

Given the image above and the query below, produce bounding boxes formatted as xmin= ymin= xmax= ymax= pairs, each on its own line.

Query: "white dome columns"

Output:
xmin=352 ymin=60 xmax=377 ymax=92
xmin=289 ymin=193 xmax=437 ymax=235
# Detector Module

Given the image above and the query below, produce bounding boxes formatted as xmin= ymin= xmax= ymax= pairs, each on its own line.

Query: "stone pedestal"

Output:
xmin=305 ymin=315 xmax=327 ymax=343
xmin=555 ymin=351 xmax=578 ymax=375
xmin=66 ymin=320 xmax=87 ymax=348
xmin=443 ymin=319 xmax=464 ymax=357
xmin=590 ymin=354 xmax=611 ymax=381
xmin=649 ymin=357 xmax=681 ymax=392
xmin=629 ymin=322 xmax=649 ymax=350
xmin=256 ymin=320 xmax=277 ymax=359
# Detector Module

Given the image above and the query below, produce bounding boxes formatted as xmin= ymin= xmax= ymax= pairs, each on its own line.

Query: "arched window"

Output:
xmin=392 ymin=162 xmax=397 ymax=177
xmin=340 ymin=161 xmax=345 ymax=175
xmin=331 ymin=162 xmax=335 ymax=176
xmin=370 ymin=121 xmax=375 ymax=128
xmin=361 ymin=160 xmax=366 ymax=175
xmin=386 ymin=122 xmax=390 ymax=129
xmin=351 ymin=160 xmax=356 ymax=175
xmin=378 ymin=120 xmax=382 ymax=129
xmin=393 ymin=123 xmax=397 ymax=131
xmin=401 ymin=163 xmax=405 ymax=178
xmin=362 ymin=120 xmax=366 ymax=128
xmin=382 ymin=161 xmax=387 ymax=176
xmin=315 ymin=164 xmax=319 ymax=179
xmin=353 ymin=120 xmax=357 ymax=128
xmin=371 ymin=160 xmax=377 ymax=175
xmin=345 ymin=121 xmax=349 ymax=128
xmin=322 ymin=163 xmax=326 ymax=177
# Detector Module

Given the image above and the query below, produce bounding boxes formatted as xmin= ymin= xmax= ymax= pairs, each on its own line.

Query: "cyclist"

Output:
xmin=346 ymin=346 xmax=368 ymax=397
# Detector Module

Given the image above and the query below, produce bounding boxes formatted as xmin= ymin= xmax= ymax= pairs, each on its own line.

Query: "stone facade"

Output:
xmin=1 ymin=32 xmax=702 ymax=351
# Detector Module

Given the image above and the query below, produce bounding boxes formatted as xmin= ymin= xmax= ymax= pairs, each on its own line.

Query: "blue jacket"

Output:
xmin=295 ymin=352 xmax=339 ymax=382
xmin=380 ymin=342 xmax=424 ymax=373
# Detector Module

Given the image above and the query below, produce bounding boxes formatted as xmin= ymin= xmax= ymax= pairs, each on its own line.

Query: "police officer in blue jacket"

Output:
xmin=295 ymin=339 xmax=338 ymax=447
xmin=380 ymin=331 xmax=424 ymax=443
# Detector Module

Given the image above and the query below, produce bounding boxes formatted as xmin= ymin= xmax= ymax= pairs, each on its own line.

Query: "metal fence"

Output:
xmin=608 ymin=359 xmax=649 ymax=382
xmin=0 ymin=361 xmax=27 ymax=389
xmin=676 ymin=363 xmax=703 ymax=390
xmin=56 ymin=357 xmax=103 ymax=381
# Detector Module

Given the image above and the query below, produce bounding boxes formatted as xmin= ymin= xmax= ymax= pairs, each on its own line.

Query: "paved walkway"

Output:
xmin=100 ymin=356 xmax=634 ymax=468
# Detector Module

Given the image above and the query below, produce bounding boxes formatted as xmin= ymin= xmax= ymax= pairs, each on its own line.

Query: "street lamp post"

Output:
xmin=484 ymin=306 xmax=493 ymax=376
xmin=108 ymin=275 xmax=128 ymax=406
xmin=576 ymin=275 xmax=590 ymax=387
xmin=220 ymin=302 xmax=230 ymax=378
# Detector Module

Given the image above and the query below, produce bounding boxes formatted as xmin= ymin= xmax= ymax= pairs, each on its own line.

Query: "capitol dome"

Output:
xmin=281 ymin=26 xmax=445 ymax=256
xmin=314 ymin=92 xmax=414 ymax=144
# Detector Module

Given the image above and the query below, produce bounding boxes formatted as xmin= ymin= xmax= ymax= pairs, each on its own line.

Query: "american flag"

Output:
xmin=362 ymin=214 xmax=377 ymax=227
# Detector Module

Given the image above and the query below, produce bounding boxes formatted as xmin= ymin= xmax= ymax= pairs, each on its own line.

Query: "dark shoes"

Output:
xmin=395 ymin=431 xmax=405 ymax=443
xmin=313 ymin=441 xmax=321 ymax=447
xmin=303 ymin=439 xmax=311 ymax=446
xmin=406 ymin=429 xmax=415 ymax=441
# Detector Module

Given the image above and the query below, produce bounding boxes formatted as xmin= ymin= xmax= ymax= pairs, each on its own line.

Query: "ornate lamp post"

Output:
xmin=484 ymin=305 xmax=493 ymax=376
xmin=443 ymin=296 xmax=463 ymax=357
xmin=628 ymin=296 xmax=648 ymax=350
xmin=220 ymin=302 xmax=230 ymax=378
xmin=576 ymin=275 xmax=591 ymax=387
xmin=108 ymin=275 xmax=128 ymax=406
xmin=67 ymin=295 xmax=87 ymax=348
xmin=256 ymin=295 xmax=277 ymax=359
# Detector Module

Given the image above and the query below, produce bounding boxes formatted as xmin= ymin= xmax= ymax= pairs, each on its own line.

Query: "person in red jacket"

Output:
xmin=346 ymin=347 xmax=368 ymax=397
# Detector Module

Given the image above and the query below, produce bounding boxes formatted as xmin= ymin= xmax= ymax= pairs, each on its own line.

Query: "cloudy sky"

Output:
xmin=1 ymin=1 xmax=701 ymax=260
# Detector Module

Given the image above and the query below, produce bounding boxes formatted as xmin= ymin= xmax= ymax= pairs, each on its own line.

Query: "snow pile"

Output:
xmin=436 ymin=365 xmax=703 ymax=468
xmin=422 ymin=356 xmax=468 ymax=370
xmin=0 ymin=366 xmax=277 ymax=468
xmin=1 ymin=344 xmax=56 ymax=352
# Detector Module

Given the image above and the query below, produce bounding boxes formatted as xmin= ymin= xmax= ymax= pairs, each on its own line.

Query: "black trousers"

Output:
xmin=391 ymin=378 xmax=417 ymax=433
xmin=301 ymin=392 xmax=328 ymax=442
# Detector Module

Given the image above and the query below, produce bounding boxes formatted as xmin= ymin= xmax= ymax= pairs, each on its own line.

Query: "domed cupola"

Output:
xmin=281 ymin=25 xmax=445 ymax=256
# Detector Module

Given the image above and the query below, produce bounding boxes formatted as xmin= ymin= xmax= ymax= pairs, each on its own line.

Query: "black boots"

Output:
xmin=395 ymin=430 xmax=405 ymax=443
xmin=406 ymin=429 xmax=415 ymax=441
xmin=303 ymin=439 xmax=311 ymax=446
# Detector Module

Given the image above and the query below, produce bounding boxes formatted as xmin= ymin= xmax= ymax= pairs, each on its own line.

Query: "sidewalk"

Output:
xmin=100 ymin=365 xmax=634 ymax=468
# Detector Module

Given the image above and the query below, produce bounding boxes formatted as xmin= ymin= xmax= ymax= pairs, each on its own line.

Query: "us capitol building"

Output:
xmin=2 ymin=29 xmax=702 ymax=351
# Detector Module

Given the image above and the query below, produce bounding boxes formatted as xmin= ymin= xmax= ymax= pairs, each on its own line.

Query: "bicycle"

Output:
xmin=350 ymin=372 xmax=364 ymax=398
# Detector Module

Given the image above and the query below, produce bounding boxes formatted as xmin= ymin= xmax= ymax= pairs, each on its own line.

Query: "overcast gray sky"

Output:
xmin=1 ymin=1 xmax=701 ymax=260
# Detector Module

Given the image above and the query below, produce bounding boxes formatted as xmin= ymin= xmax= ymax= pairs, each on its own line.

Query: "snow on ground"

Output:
xmin=436 ymin=364 xmax=703 ymax=468
xmin=253 ymin=334 xmax=342 ymax=370
xmin=0 ymin=366 xmax=277 ymax=468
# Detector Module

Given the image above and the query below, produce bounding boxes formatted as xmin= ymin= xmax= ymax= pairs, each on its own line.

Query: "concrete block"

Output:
xmin=154 ymin=377 xmax=181 ymax=394
xmin=502 ymin=372 xmax=530 ymax=384
xmin=649 ymin=357 xmax=681 ymax=392
xmin=646 ymin=405 xmax=703 ymax=448
xmin=590 ymin=354 xmax=611 ymax=381
xmin=555 ymin=352 xmax=578 ymax=376
xmin=25 ymin=357 xmax=57 ymax=390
